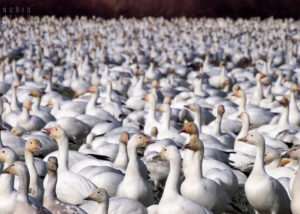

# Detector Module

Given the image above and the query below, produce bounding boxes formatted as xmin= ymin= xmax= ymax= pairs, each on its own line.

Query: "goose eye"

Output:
xmin=12 ymin=164 xmax=14 ymax=166
xmin=30 ymin=142 xmax=32 ymax=144
xmin=2 ymin=151 xmax=5 ymax=153
xmin=98 ymin=191 xmax=100 ymax=194
xmin=164 ymin=148 xmax=167 ymax=151
xmin=55 ymin=128 xmax=58 ymax=131
xmin=139 ymin=136 xmax=142 ymax=139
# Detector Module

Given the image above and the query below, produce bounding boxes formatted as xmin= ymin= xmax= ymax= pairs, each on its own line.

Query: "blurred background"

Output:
xmin=0 ymin=0 xmax=299 ymax=18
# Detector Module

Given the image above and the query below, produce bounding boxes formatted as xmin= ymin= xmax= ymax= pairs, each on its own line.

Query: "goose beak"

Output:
xmin=184 ymin=104 xmax=191 ymax=109
xmin=84 ymin=196 xmax=91 ymax=200
xmin=178 ymin=127 xmax=186 ymax=133
xmin=145 ymin=137 xmax=154 ymax=144
xmin=42 ymin=128 xmax=52 ymax=134
xmin=35 ymin=144 xmax=43 ymax=151
xmin=183 ymin=143 xmax=191 ymax=149
xmin=238 ymin=136 xmax=248 ymax=142
xmin=0 ymin=125 xmax=6 ymax=131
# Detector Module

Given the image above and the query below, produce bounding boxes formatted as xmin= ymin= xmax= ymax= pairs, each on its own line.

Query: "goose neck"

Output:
xmin=98 ymin=200 xmax=109 ymax=214
xmin=161 ymin=107 xmax=171 ymax=130
xmin=126 ymin=143 xmax=141 ymax=177
xmin=57 ymin=135 xmax=69 ymax=172
xmin=45 ymin=73 xmax=53 ymax=93
xmin=25 ymin=150 xmax=38 ymax=192
xmin=114 ymin=142 xmax=128 ymax=170
xmin=0 ymin=161 xmax=15 ymax=194
xmin=11 ymin=86 xmax=19 ymax=111
xmin=212 ymin=114 xmax=222 ymax=136
xmin=278 ymin=106 xmax=289 ymax=126
xmin=87 ymin=89 xmax=99 ymax=112
xmin=44 ymin=171 xmax=57 ymax=201
xmin=192 ymin=149 xmax=203 ymax=179
xmin=161 ymin=156 xmax=181 ymax=200
xmin=147 ymin=97 xmax=157 ymax=121
xmin=237 ymin=114 xmax=249 ymax=138
xmin=194 ymin=109 xmax=202 ymax=133
xmin=238 ymin=91 xmax=246 ymax=114
xmin=17 ymin=168 xmax=30 ymax=203
xmin=290 ymin=91 xmax=299 ymax=113
xmin=252 ymin=142 xmax=267 ymax=175
xmin=32 ymin=96 xmax=41 ymax=113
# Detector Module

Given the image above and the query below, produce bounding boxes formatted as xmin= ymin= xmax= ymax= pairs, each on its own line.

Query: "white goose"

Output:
xmin=25 ymin=139 xmax=44 ymax=201
xmin=238 ymin=132 xmax=291 ymax=214
xmin=43 ymin=156 xmax=86 ymax=214
xmin=2 ymin=161 xmax=47 ymax=214
xmin=181 ymin=137 xmax=238 ymax=214
xmin=83 ymin=188 xmax=147 ymax=214
xmin=116 ymin=134 xmax=154 ymax=206
xmin=43 ymin=125 xmax=96 ymax=205
xmin=286 ymin=145 xmax=300 ymax=214
xmin=156 ymin=145 xmax=213 ymax=214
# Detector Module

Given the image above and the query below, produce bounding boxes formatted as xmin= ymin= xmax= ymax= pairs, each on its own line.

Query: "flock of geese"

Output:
xmin=0 ymin=15 xmax=300 ymax=214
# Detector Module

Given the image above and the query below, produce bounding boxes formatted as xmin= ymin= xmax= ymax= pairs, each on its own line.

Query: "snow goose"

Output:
xmin=288 ymin=83 xmax=300 ymax=126
xmin=156 ymin=145 xmax=213 ymax=214
xmin=116 ymin=134 xmax=154 ymax=206
xmin=83 ymin=188 xmax=147 ymax=214
xmin=2 ymin=161 xmax=47 ymax=214
xmin=43 ymin=156 xmax=86 ymax=214
xmin=25 ymin=139 xmax=44 ymax=201
xmin=181 ymin=137 xmax=238 ymax=213
xmin=250 ymin=72 xmax=266 ymax=105
xmin=113 ymin=131 xmax=129 ymax=171
xmin=43 ymin=125 xmax=96 ymax=205
xmin=17 ymin=100 xmax=45 ymax=132
xmin=238 ymin=132 xmax=291 ymax=214
xmin=29 ymin=89 xmax=55 ymax=123
xmin=142 ymin=93 xmax=160 ymax=136
xmin=285 ymin=145 xmax=300 ymax=213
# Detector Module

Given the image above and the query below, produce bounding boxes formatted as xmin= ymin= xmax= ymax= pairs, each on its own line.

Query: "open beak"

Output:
xmin=35 ymin=144 xmax=43 ymax=151
xmin=183 ymin=143 xmax=191 ymax=149
xmin=84 ymin=196 xmax=91 ymax=200
xmin=42 ymin=127 xmax=52 ymax=135
xmin=0 ymin=125 xmax=6 ymax=131
xmin=178 ymin=126 xmax=186 ymax=133
xmin=184 ymin=104 xmax=191 ymax=109
xmin=145 ymin=137 xmax=154 ymax=144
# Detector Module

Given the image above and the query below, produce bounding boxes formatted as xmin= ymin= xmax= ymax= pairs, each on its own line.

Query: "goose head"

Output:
xmin=43 ymin=125 xmax=66 ymax=141
xmin=29 ymin=89 xmax=41 ymax=98
xmin=163 ymin=97 xmax=172 ymax=105
xmin=10 ymin=126 xmax=26 ymax=136
xmin=157 ymin=145 xmax=180 ymax=162
xmin=217 ymin=104 xmax=225 ymax=116
xmin=12 ymin=80 xmax=22 ymax=89
xmin=156 ymin=103 xmax=169 ymax=112
xmin=0 ymin=147 xmax=16 ymax=163
xmin=290 ymin=83 xmax=300 ymax=92
xmin=46 ymin=156 xmax=58 ymax=172
xmin=119 ymin=131 xmax=129 ymax=145
xmin=286 ymin=145 xmax=300 ymax=160
xmin=129 ymin=134 xmax=153 ymax=148
xmin=279 ymin=96 xmax=289 ymax=107
xmin=233 ymin=85 xmax=242 ymax=97
xmin=25 ymin=139 xmax=42 ymax=153
xmin=152 ymin=80 xmax=159 ymax=89
xmin=84 ymin=188 xmax=109 ymax=204
xmin=23 ymin=100 xmax=32 ymax=110
xmin=178 ymin=121 xmax=198 ymax=135
xmin=183 ymin=137 xmax=203 ymax=152
xmin=256 ymin=72 xmax=266 ymax=81
xmin=151 ymin=126 xmax=158 ymax=139
xmin=86 ymin=85 xmax=98 ymax=94
xmin=2 ymin=161 xmax=26 ymax=176
xmin=238 ymin=132 xmax=265 ymax=147
xmin=141 ymin=93 xmax=155 ymax=102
